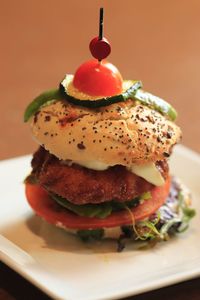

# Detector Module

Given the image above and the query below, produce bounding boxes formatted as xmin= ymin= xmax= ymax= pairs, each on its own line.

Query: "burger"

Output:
xmin=24 ymin=22 xmax=195 ymax=251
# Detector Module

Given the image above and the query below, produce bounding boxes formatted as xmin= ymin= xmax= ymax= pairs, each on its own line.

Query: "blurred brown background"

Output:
xmin=1 ymin=0 xmax=200 ymax=160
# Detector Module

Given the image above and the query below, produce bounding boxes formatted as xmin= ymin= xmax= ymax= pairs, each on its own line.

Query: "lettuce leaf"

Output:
xmin=51 ymin=194 xmax=112 ymax=218
xmin=51 ymin=192 xmax=150 ymax=219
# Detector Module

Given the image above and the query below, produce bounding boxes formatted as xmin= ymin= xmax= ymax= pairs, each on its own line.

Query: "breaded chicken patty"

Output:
xmin=31 ymin=147 xmax=168 ymax=204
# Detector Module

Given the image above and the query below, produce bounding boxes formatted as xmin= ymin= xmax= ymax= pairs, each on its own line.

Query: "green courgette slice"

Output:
xmin=59 ymin=74 xmax=142 ymax=108
xmin=59 ymin=75 xmax=177 ymax=120
xmin=24 ymin=76 xmax=177 ymax=122
xmin=24 ymin=89 xmax=63 ymax=122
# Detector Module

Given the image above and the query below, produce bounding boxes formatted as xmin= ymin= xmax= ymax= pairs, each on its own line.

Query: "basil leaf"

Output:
xmin=51 ymin=194 xmax=112 ymax=218
xmin=133 ymin=89 xmax=177 ymax=121
xmin=24 ymin=89 xmax=63 ymax=122
xmin=51 ymin=191 xmax=151 ymax=219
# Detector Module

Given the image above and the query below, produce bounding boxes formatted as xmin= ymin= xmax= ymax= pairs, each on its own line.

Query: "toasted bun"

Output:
xmin=30 ymin=99 xmax=181 ymax=166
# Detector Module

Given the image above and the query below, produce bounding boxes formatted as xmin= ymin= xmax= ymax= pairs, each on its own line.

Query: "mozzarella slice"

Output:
xmin=130 ymin=162 xmax=165 ymax=186
xmin=64 ymin=159 xmax=165 ymax=186
xmin=73 ymin=160 xmax=110 ymax=171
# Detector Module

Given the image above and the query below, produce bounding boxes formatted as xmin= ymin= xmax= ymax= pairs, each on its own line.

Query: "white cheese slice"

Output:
xmin=74 ymin=160 xmax=110 ymax=171
xmin=130 ymin=162 xmax=165 ymax=186
xmin=64 ymin=159 xmax=165 ymax=186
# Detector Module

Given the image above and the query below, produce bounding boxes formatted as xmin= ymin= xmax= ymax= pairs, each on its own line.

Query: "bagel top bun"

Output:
xmin=30 ymin=99 xmax=181 ymax=167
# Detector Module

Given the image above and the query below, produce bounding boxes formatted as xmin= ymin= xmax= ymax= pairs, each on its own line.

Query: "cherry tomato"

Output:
xmin=25 ymin=177 xmax=170 ymax=230
xmin=73 ymin=59 xmax=123 ymax=97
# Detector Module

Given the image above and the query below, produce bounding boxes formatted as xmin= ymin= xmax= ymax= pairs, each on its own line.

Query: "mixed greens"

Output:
xmin=117 ymin=179 xmax=196 ymax=251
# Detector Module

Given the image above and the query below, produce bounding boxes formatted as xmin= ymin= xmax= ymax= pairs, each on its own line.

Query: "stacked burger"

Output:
xmin=24 ymin=13 xmax=195 ymax=250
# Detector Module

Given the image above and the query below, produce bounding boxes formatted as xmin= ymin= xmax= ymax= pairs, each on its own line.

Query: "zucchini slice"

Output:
xmin=59 ymin=74 xmax=142 ymax=108
xmin=24 ymin=89 xmax=63 ymax=122
xmin=59 ymin=75 xmax=177 ymax=120
xmin=24 ymin=76 xmax=177 ymax=122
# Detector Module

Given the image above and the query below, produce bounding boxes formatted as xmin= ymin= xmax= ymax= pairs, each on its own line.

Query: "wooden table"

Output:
xmin=1 ymin=1 xmax=200 ymax=299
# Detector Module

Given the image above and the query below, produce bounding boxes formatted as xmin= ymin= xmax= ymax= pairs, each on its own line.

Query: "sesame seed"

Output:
xmin=77 ymin=143 xmax=86 ymax=150
xmin=45 ymin=115 xmax=51 ymax=122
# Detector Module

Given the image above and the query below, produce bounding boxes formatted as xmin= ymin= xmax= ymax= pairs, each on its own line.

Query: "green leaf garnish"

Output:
xmin=24 ymin=89 xmax=63 ymax=122
xmin=160 ymin=191 xmax=196 ymax=235
xmin=51 ymin=194 xmax=113 ymax=218
xmin=136 ymin=214 xmax=161 ymax=240
xmin=133 ymin=89 xmax=177 ymax=121
xmin=51 ymin=192 xmax=149 ymax=219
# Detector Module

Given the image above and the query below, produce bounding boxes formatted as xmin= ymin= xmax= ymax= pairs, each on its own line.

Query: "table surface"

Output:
xmin=0 ymin=0 xmax=200 ymax=299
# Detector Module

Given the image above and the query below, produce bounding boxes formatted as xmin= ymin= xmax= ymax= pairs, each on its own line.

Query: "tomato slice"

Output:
xmin=73 ymin=59 xmax=123 ymax=97
xmin=25 ymin=177 xmax=170 ymax=229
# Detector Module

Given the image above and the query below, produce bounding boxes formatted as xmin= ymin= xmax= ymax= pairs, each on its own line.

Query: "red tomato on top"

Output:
xmin=73 ymin=59 xmax=123 ymax=97
xmin=25 ymin=177 xmax=170 ymax=230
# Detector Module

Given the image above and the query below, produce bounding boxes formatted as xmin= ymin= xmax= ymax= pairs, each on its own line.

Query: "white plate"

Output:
xmin=0 ymin=145 xmax=200 ymax=300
